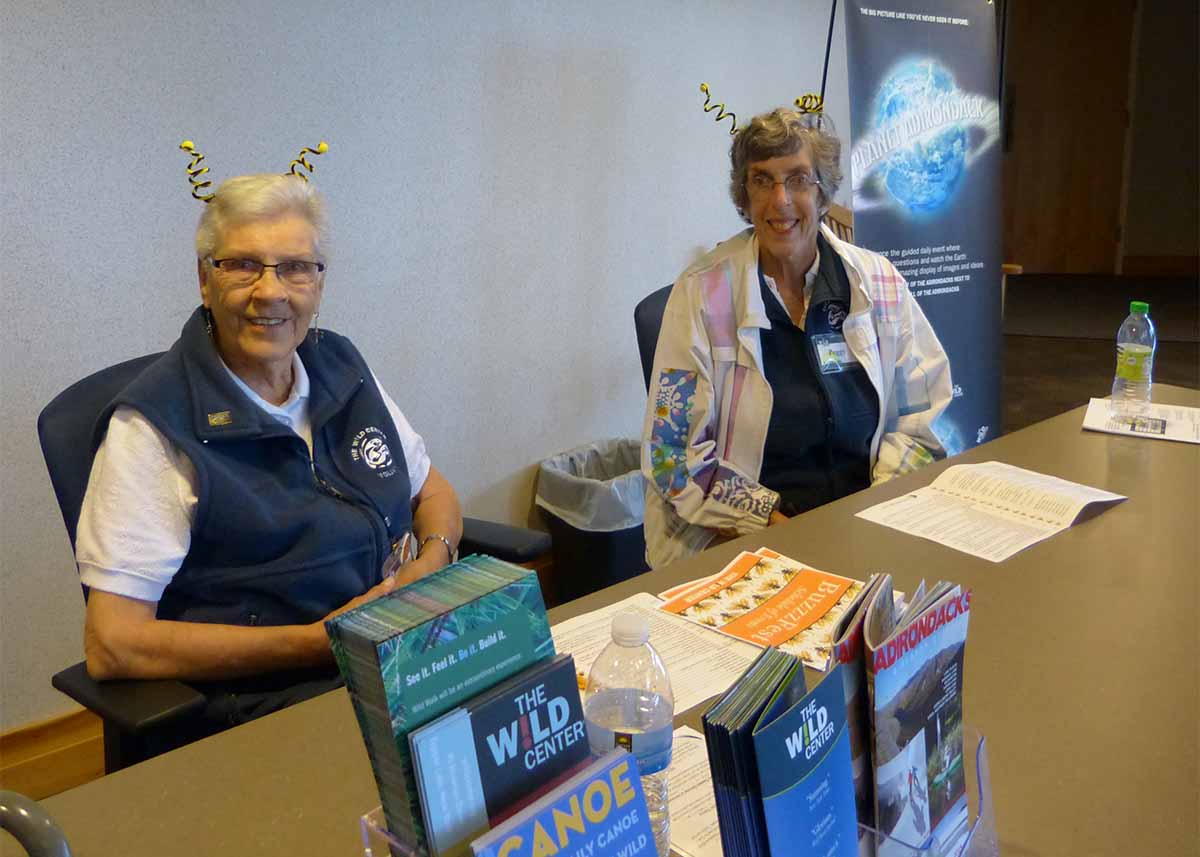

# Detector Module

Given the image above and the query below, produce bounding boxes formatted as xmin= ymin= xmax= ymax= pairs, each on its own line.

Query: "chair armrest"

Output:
xmin=459 ymin=517 xmax=551 ymax=564
xmin=51 ymin=661 xmax=205 ymax=736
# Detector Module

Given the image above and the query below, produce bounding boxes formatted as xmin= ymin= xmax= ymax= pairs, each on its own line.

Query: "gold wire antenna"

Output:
xmin=699 ymin=83 xmax=738 ymax=135
xmin=794 ymin=93 xmax=825 ymax=115
xmin=288 ymin=140 xmax=329 ymax=181
xmin=179 ymin=140 xmax=215 ymax=202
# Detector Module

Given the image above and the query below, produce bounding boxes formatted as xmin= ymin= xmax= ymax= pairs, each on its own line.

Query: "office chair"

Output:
xmin=40 ymin=354 xmax=549 ymax=773
xmin=634 ymin=286 xmax=673 ymax=392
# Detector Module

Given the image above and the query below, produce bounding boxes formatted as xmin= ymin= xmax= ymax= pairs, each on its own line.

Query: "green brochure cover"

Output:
xmin=327 ymin=557 xmax=554 ymax=854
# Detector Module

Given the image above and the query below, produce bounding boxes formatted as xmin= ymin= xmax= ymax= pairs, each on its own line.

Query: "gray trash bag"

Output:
xmin=535 ymin=439 xmax=645 ymax=532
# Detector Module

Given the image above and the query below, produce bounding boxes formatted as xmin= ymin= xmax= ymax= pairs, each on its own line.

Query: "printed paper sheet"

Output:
xmin=667 ymin=726 xmax=723 ymax=857
xmin=855 ymin=461 xmax=1126 ymax=562
xmin=550 ymin=592 xmax=760 ymax=714
xmin=1082 ymin=397 xmax=1200 ymax=444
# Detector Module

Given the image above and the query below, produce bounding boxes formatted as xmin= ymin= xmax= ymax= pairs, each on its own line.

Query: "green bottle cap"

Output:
xmin=1130 ymin=300 xmax=1149 ymax=314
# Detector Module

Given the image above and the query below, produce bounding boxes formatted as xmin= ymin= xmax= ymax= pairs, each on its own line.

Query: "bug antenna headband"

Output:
xmin=178 ymin=139 xmax=330 ymax=203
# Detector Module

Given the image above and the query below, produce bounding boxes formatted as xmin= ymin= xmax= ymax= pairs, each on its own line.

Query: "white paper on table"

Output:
xmin=550 ymin=592 xmax=761 ymax=714
xmin=1082 ymin=397 xmax=1200 ymax=444
xmin=855 ymin=461 xmax=1126 ymax=562
xmin=667 ymin=726 xmax=723 ymax=857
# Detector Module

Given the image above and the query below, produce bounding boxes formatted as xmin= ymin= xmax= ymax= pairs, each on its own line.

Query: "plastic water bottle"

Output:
xmin=1111 ymin=301 xmax=1157 ymax=414
xmin=583 ymin=612 xmax=674 ymax=857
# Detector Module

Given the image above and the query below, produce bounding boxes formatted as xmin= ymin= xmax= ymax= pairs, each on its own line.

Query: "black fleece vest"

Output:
xmin=758 ymin=235 xmax=879 ymax=516
xmin=100 ymin=307 xmax=413 ymax=628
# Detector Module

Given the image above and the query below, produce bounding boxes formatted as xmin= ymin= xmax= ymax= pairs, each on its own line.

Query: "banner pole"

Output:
xmin=819 ymin=0 xmax=839 ymax=103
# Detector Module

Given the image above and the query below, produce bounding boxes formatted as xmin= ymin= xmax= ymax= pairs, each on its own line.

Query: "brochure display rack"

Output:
xmin=361 ymin=728 xmax=997 ymax=857
xmin=856 ymin=728 xmax=997 ymax=857
xmin=361 ymin=808 xmax=416 ymax=857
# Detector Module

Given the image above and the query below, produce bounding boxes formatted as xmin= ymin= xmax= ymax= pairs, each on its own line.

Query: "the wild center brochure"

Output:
xmin=703 ymin=647 xmax=859 ymax=857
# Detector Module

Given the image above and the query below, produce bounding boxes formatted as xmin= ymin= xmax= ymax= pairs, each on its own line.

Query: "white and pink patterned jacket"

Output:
xmin=640 ymin=225 xmax=953 ymax=569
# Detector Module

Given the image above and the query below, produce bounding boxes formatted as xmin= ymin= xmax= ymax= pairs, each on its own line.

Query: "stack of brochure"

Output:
xmin=408 ymin=653 xmax=591 ymax=857
xmin=326 ymin=555 xmax=555 ymax=855
xmin=702 ymin=648 xmax=859 ymax=857
xmin=659 ymin=548 xmax=869 ymax=669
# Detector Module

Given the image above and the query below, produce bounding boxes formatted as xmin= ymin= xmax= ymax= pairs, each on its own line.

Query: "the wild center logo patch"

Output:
xmin=350 ymin=426 xmax=396 ymax=477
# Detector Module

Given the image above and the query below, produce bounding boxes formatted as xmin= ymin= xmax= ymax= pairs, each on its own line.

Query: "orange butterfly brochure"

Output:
xmin=657 ymin=549 xmax=867 ymax=670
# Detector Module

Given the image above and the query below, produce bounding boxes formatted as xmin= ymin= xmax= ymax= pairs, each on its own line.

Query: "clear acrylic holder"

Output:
xmin=361 ymin=728 xmax=997 ymax=857
xmin=360 ymin=807 xmax=417 ymax=857
xmin=857 ymin=727 xmax=998 ymax=857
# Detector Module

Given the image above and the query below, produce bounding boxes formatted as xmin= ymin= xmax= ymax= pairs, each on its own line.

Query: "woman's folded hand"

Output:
xmin=317 ymin=548 xmax=451 ymax=629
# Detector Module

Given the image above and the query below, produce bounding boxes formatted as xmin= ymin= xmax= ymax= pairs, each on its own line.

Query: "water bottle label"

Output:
xmin=585 ymin=721 xmax=673 ymax=775
xmin=1116 ymin=346 xmax=1152 ymax=382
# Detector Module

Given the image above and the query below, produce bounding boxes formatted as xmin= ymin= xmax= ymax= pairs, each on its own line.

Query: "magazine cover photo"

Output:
xmin=872 ymin=592 xmax=969 ymax=853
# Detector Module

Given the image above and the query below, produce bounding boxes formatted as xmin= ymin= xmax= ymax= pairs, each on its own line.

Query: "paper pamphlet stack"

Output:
xmin=702 ymin=648 xmax=858 ymax=857
xmin=327 ymin=555 xmax=555 ymax=855
xmin=659 ymin=548 xmax=870 ymax=669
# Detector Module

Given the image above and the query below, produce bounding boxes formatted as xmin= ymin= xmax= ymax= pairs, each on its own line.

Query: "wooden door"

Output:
xmin=1002 ymin=0 xmax=1137 ymax=274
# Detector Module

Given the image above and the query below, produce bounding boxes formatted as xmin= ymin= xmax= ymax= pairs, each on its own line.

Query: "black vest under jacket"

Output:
xmin=100 ymin=306 xmax=413 ymax=629
xmin=758 ymin=234 xmax=880 ymax=516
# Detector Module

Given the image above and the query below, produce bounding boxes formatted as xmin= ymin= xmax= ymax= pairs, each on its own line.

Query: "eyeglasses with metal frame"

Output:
xmin=209 ymin=258 xmax=326 ymax=285
xmin=747 ymin=171 xmax=822 ymax=198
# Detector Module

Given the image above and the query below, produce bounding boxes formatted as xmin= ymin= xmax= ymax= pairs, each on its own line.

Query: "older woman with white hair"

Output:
xmin=642 ymin=107 xmax=952 ymax=568
xmin=75 ymin=172 xmax=462 ymax=727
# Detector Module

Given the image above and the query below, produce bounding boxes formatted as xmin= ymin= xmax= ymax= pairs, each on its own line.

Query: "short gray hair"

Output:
xmin=194 ymin=174 xmax=328 ymax=259
xmin=729 ymin=108 xmax=843 ymax=221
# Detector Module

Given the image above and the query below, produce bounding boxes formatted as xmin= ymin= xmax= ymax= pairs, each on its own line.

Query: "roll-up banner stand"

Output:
xmin=845 ymin=1 xmax=1003 ymax=453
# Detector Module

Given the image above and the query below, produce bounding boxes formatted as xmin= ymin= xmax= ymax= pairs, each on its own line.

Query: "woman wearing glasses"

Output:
xmin=76 ymin=173 xmax=462 ymax=728
xmin=641 ymin=107 xmax=952 ymax=568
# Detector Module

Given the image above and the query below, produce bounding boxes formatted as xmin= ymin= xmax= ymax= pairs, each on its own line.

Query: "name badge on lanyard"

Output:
xmin=811 ymin=333 xmax=861 ymax=374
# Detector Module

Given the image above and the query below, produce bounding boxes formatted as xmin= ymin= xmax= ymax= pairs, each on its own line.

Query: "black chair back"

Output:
xmin=39 ymin=353 xmax=212 ymax=774
xmin=37 ymin=354 xmax=162 ymax=551
xmin=633 ymin=285 xmax=673 ymax=392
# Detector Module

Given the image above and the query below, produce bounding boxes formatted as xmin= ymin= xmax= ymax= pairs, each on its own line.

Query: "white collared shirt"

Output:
xmin=220 ymin=351 xmax=314 ymax=453
xmin=761 ymin=245 xmax=821 ymax=329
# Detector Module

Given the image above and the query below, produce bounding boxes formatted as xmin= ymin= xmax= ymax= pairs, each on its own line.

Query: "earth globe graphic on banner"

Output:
xmin=872 ymin=60 xmax=967 ymax=213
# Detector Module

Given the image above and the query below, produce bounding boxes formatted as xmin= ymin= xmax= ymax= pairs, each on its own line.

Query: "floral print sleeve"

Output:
xmin=647 ymin=365 xmax=777 ymax=525
xmin=649 ymin=369 xmax=696 ymax=497
xmin=639 ymin=245 xmax=780 ymax=560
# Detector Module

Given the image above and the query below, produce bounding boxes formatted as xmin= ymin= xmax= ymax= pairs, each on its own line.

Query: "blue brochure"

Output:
xmin=752 ymin=662 xmax=859 ymax=857
xmin=470 ymin=749 xmax=653 ymax=857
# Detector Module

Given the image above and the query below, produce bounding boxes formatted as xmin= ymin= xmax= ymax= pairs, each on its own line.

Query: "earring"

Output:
xmin=203 ymin=307 xmax=214 ymax=338
xmin=310 ymin=310 xmax=322 ymax=343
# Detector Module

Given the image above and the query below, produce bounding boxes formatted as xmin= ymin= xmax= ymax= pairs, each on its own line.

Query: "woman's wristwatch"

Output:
xmin=419 ymin=533 xmax=458 ymax=565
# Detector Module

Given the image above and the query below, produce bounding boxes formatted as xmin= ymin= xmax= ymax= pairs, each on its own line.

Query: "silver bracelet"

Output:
xmin=419 ymin=533 xmax=457 ymax=565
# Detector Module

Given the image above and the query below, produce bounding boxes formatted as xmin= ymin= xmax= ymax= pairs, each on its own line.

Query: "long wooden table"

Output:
xmin=21 ymin=386 xmax=1199 ymax=857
